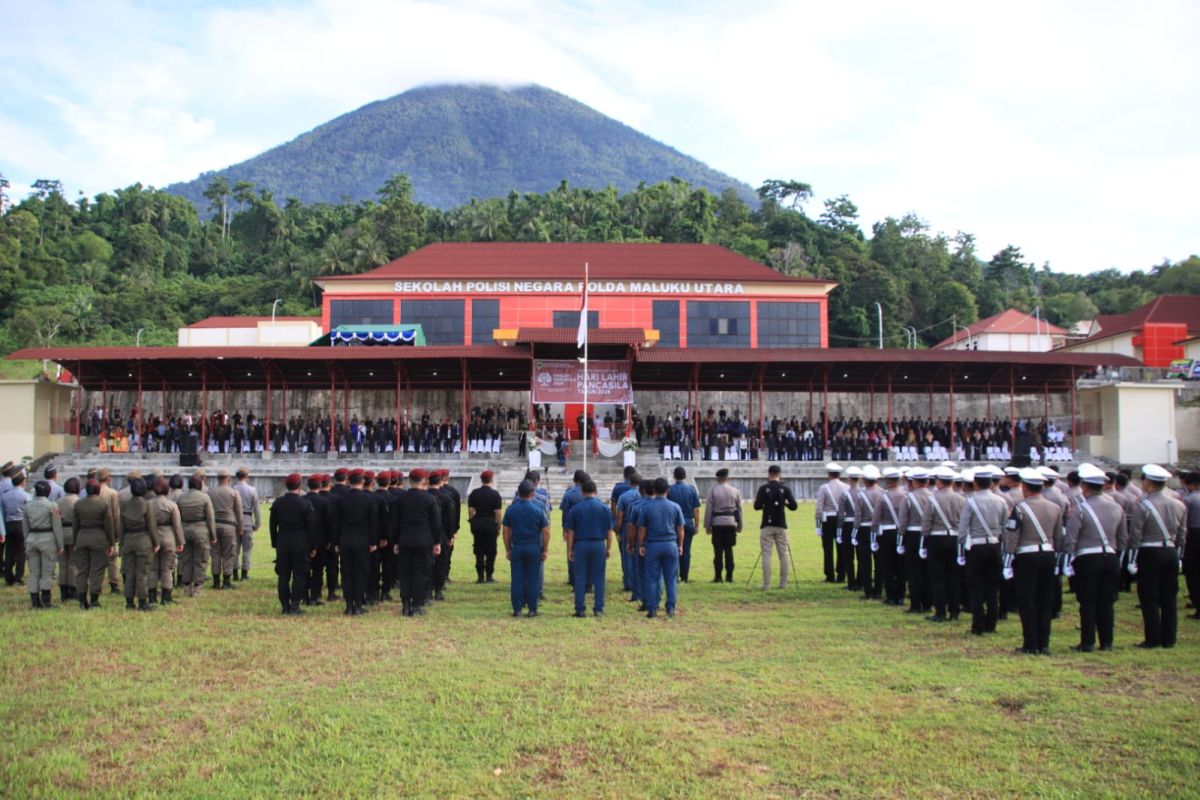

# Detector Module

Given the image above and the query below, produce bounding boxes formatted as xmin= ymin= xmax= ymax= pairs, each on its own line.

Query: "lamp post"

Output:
xmin=873 ymin=302 xmax=883 ymax=349
xmin=136 ymin=328 xmax=145 ymax=348
xmin=270 ymin=299 xmax=282 ymax=346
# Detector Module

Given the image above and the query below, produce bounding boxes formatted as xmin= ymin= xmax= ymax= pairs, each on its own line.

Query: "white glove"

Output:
xmin=896 ymin=544 xmax=906 ymax=556
xmin=919 ymin=548 xmax=928 ymax=560
xmin=851 ymin=538 xmax=858 ymax=547
xmin=1002 ymin=566 xmax=1014 ymax=580
xmin=870 ymin=541 xmax=879 ymax=553
xmin=1063 ymin=562 xmax=1075 ymax=578
xmin=956 ymin=555 xmax=967 ymax=567
xmin=1127 ymin=561 xmax=1138 ymax=576
xmin=835 ymin=535 xmax=842 ymax=545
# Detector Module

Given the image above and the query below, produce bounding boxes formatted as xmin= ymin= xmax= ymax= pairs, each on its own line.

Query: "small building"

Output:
xmin=1176 ymin=334 xmax=1200 ymax=363
xmin=178 ymin=316 xmax=323 ymax=348
xmin=0 ymin=380 xmax=77 ymax=462
xmin=1076 ymin=381 xmax=1180 ymax=465
xmin=1059 ymin=295 xmax=1200 ymax=368
xmin=932 ymin=309 xmax=1067 ymax=352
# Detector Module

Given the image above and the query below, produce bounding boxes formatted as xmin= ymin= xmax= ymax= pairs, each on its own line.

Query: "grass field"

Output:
xmin=1 ymin=500 xmax=1197 ymax=798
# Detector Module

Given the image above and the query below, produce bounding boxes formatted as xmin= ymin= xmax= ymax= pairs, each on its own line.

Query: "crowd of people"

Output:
xmin=3 ymin=452 xmax=1193 ymax=654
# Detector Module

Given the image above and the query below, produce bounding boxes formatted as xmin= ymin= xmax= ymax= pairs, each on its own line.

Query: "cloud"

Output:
xmin=0 ymin=0 xmax=1196 ymax=274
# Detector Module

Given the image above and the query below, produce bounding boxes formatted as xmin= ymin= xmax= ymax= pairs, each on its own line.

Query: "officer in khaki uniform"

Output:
xmin=902 ymin=469 xmax=931 ymax=614
xmin=1004 ymin=468 xmax=1065 ymax=655
xmin=957 ymin=470 xmax=1009 ymax=635
xmin=1128 ymin=464 xmax=1188 ymax=649
xmin=920 ymin=466 xmax=965 ymax=622
xmin=208 ymin=469 xmax=245 ymax=590
xmin=97 ymin=468 xmax=121 ymax=593
xmin=56 ymin=477 xmax=81 ymax=603
xmin=1063 ymin=463 xmax=1127 ymax=652
xmin=813 ymin=464 xmax=846 ymax=584
xmin=148 ymin=478 xmax=185 ymax=604
xmin=233 ymin=468 xmax=260 ymax=581
xmin=22 ymin=481 xmax=64 ymax=609
xmin=177 ymin=475 xmax=216 ymax=597
xmin=73 ymin=479 xmax=116 ymax=609
xmin=874 ymin=467 xmax=907 ymax=605
xmin=119 ymin=478 xmax=158 ymax=611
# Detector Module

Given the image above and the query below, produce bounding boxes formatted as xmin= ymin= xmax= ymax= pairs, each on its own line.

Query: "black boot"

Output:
xmin=402 ymin=599 xmax=412 ymax=617
xmin=213 ymin=575 xmax=221 ymax=590
xmin=486 ymin=573 xmax=495 ymax=583
xmin=476 ymin=569 xmax=484 ymax=584
xmin=60 ymin=586 xmax=69 ymax=603
xmin=109 ymin=582 xmax=119 ymax=594
xmin=89 ymin=593 xmax=101 ymax=609
xmin=148 ymin=589 xmax=158 ymax=605
xmin=223 ymin=574 xmax=235 ymax=590
xmin=30 ymin=593 xmax=42 ymax=610
xmin=241 ymin=568 xmax=248 ymax=581
xmin=68 ymin=586 xmax=78 ymax=600
xmin=344 ymin=600 xmax=354 ymax=616
xmin=138 ymin=598 xmax=154 ymax=612
xmin=162 ymin=588 xmax=173 ymax=604
xmin=726 ymin=569 xmax=734 ymax=583
xmin=41 ymin=589 xmax=53 ymax=609
xmin=713 ymin=570 xmax=723 ymax=583
xmin=125 ymin=597 xmax=135 ymax=610
xmin=79 ymin=594 xmax=89 ymax=610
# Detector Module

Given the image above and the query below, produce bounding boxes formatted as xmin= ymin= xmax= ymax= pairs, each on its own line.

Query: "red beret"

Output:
xmin=393 ymin=469 xmax=406 ymax=480
xmin=350 ymin=468 xmax=364 ymax=478
xmin=480 ymin=469 xmax=493 ymax=480
xmin=409 ymin=468 xmax=428 ymax=480
xmin=284 ymin=473 xmax=302 ymax=489
xmin=364 ymin=470 xmax=375 ymax=481
xmin=333 ymin=468 xmax=348 ymax=480
xmin=307 ymin=474 xmax=322 ymax=488
xmin=308 ymin=474 xmax=323 ymax=484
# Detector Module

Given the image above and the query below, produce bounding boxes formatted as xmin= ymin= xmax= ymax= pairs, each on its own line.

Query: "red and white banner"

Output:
xmin=531 ymin=359 xmax=634 ymax=405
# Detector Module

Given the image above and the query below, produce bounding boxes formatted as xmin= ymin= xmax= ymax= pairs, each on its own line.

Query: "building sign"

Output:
xmin=392 ymin=280 xmax=747 ymax=295
xmin=1166 ymin=359 xmax=1193 ymax=379
xmin=530 ymin=359 xmax=634 ymax=404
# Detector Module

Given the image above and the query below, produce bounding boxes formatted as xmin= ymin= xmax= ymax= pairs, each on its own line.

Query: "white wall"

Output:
xmin=1063 ymin=333 xmax=1138 ymax=360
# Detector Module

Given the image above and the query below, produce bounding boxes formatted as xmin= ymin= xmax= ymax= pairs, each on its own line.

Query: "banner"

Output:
xmin=531 ymin=359 xmax=634 ymax=404
xmin=1166 ymin=359 xmax=1193 ymax=379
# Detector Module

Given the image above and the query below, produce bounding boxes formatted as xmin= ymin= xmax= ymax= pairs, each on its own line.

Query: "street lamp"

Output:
xmin=873 ymin=302 xmax=883 ymax=349
xmin=136 ymin=328 xmax=145 ymax=348
xmin=270 ymin=299 xmax=282 ymax=345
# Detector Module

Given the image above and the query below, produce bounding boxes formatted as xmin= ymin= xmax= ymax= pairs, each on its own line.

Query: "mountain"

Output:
xmin=166 ymin=84 xmax=757 ymax=210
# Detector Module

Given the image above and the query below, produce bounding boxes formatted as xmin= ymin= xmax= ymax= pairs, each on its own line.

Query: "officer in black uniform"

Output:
xmin=384 ymin=470 xmax=407 ymax=598
xmin=392 ymin=468 xmax=443 ymax=617
xmin=364 ymin=471 xmax=391 ymax=605
xmin=304 ymin=474 xmax=334 ymax=606
xmin=439 ymin=469 xmax=462 ymax=582
xmin=468 ymin=470 xmax=503 ymax=583
xmin=428 ymin=471 xmax=455 ymax=601
xmin=335 ymin=469 xmax=377 ymax=616
xmin=269 ymin=473 xmax=319 ymax=615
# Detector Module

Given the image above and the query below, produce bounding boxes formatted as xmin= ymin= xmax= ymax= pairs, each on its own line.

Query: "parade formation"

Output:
xmin=1 ymin=456 xmax=1193 ymax=655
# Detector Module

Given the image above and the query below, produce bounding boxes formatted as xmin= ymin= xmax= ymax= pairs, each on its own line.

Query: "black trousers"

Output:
xmin=368 ymin=548 xmax=383 ymax=600
xmin=397 ymin=545 xmax=432 ymax=604
xmin=1183 ymin=529 xmax=1200 ymax=610
xmin=856 ymin=528 xmax=876 ymax=598
xmin=965 ymin=544 xmax=1001 ymax=634
xmin=276 ymin=549 xmax=310 ymax=610
xmin=1136 ymin=548 xmax=1179 ymax=647
xmin=903 ymin=532 xmax=928 ymax=611
xmin=838 ymin=522 xmax=857 ymax=586
xmin=473 ymin=532 xmax=498 ymax=577
xmin=998 ymin=561 xmax=1017 ymax=619
xmin=1074 ymin=553 xmax=1119 ymax=649
xmin=878 ymin=530 xmax=903 ymax=603
xmin=712 ymin=526 xmax=736 ymax=578
xmin=433 ymin=545 xmax=450 ymax=590
xmin=926 ymin=536 xmax=960 ymax=618
xmin=820 ymin=517 xmax=838 ymax=581
xmin=340 ymin=544 xmax=369 ymax=607
xmin=1014 ymin=552 xmax=1056 ymax=652
xmin=4 ymin=521 xmax=26 ymax=584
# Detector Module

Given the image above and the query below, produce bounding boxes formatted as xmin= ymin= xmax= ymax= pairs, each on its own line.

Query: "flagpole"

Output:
xmin=582 ymin=262 xmax=589 ymax=473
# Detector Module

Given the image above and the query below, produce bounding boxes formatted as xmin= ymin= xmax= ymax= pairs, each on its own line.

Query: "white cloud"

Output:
xmin=0 ymin=0 xmax=1196 ymax=273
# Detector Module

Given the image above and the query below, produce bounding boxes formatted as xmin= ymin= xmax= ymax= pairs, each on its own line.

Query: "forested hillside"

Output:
xmin=0 ymin=172 xmax=1195 ymax=363
xmin=165 ymin=84 xmax=756 ymax=209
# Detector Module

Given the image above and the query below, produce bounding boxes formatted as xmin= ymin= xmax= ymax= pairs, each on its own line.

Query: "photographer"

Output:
xmin=754 ymin=466 xmax=798 ymax=589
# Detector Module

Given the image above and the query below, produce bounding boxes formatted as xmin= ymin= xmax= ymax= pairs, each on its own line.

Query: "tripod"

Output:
xmin=745 ymin=536 xmax=800 ymax=588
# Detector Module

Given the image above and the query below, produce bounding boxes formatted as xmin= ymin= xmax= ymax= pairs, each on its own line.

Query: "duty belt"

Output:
xmin=969 ymin=536 xmax=1000 ymax=545
xmin=181 ymin=515 xmax=206 ymax=523
xmin=1075 ymin=546 xmax=1115 ymax=557
xmin=29 ymin=527 xmax=54 ymax=533
xmin=878 ymin=525 xmax=896 ymax=532
xmin=215 ymin=517 xmax=237 ymax=525
xmin=927 ymin=531 xmax=954 ymax=536
xmin=1016 ymin=544 xmax=1054 ymax=554
xmin=1138 ymin=540 xmax=1173 ymax=549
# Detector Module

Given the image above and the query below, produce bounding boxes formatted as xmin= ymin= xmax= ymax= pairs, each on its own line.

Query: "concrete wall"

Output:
xmin=0 ymin=381 xmax=75 ymax=462
xmin=1079 ymin=383 xmax=1179 ymax=464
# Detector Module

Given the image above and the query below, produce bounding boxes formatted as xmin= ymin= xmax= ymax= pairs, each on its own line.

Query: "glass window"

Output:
xmin=552 ymin=310 xmax=599 ymax=329
xmin=757 ymin=301 xmax=821 ymax=348
xmin=686 ymin=301 xmax=750 ymax=348
xmin=329 ymin=299 xmax=394 ymax=329
xmin=401 ymin=299 xmax=465 ymax=346
xmin=472 ymin=299 xmax=500 ymax=346
xmin=652 ymin=300 xmax=679 ymax=347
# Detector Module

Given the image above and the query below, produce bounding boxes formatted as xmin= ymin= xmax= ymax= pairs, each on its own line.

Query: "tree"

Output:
xmin=1042 ymin=292 xmax=1098 ymax=328
xmin=818 ymin=194 xmax=861 ymax=236
xmin=757 ymin=179 xmax=813 ymax=210
xmin=202 ymin=176 xmax=232 ymax=240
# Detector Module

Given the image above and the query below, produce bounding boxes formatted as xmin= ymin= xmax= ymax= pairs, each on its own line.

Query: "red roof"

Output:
xmin=933 ymin=309 xmax=1066 ymax=349
xmin=1085 ymin=295 xmax=1200 ymax=342
xmin=187 ymin=316 xmax=318 ymax=329
xmin=318 ymin=242 xmax=834 ymax=286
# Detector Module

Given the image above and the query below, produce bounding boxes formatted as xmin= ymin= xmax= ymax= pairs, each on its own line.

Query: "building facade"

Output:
xmin=932 ymin=309 xmax=1067 ymax=352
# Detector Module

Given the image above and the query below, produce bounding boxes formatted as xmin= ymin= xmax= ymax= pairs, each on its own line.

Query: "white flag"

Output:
xmin=576 ymin=266 xmax=589 ymax=350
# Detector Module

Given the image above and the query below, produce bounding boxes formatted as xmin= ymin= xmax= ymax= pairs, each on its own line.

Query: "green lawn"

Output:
xmin=1 ymin=501 xmax=1196 ymax=798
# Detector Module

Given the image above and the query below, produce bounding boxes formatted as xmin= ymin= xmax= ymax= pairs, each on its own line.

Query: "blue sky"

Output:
xmin=2 ymin=0 xmax=1197 ymax=274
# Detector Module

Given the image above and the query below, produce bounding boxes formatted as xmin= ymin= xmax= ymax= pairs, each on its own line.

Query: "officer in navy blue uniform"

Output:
xmin=335 ymin=469 xmax=377 ymax=616
xmin=560 ymin=470 xmax=586 ymax=588
xmin=564 ymin=479 xmax=613 ymax=617
xmin=666 ymin=467 xmax=702 ymax=582
xmin=637 ymin=477 xmax=686 ymax=619
xmin=392 ymin=469 xmax=442 ymax=617
xmin=269 ymin=473 xmax=319 ymax=615
xmin=502 ymin=480 xmax=550 ymax=618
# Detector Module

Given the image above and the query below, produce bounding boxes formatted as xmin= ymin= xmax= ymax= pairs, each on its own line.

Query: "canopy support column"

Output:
xmin=886 ymin=368 xmax=893 ymax=443
xmin=1009 ymin=368 xmax=1017 ymax=459
xmin=101 ymin=380 xmax=107 ymax=444
xmin=328 ymin=366 xmax=336 ymax=455
xmin=136 ymin=364 xmax=144 ymax=451
xmin=948 ymin=373 xmax=956 ymax=455
xmin=265 ymin=365 xmax=272 ymax=457
xmin=394 ymin=366 xmax=403 ymax=454
xmin=822 ymin=366 xmax=829 ymax=447
xmin=75 ymin=363 xmax=83 ymax=451
xmin=758 ymin=366 xmax=765 ymax=440
xmin=1070 ymin=368 xmax=1078 ymax=450
xmin=200 ymin=365 xmax=208 ymax=451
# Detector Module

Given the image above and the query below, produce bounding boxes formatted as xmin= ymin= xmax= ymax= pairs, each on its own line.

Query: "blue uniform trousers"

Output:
xmin=618 ymin=530 xmax=634 ymax=592
xmin=644 ymin=540 xmax=679 ymax=613
xmin=573 ymin=540 xmax=606 ymax=613
xmin=510 ymin=545 xmax=541 ymax=614
xmin=680 ymin=530 xmax=696 ymax=580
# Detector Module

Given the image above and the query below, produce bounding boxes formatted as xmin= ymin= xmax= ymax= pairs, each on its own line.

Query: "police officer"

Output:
xmin=467 ymin=470 xmax=502 ymax=583
xmin=855 ymin=465 xmax=884 ymax=600
xmin=148 ymin=478 xmax=184 ymax=605
xmin=614 ymin=473 xmax=644 ymax=599
xmin=703 ymin=469 xmax=742 ymax=584
xmin=755 ymin=465 xmax=798 ymax=590
xmin=119 ymin=478 xmax=158 ymax=611
xmin=303 ymin=475 xmax=333 ymax=606
xmin=2 ymin=470 xmax=31 ymax=586
xmin=503 ymin=480 xmax=550 ymax=617
xmin=958 ymin=469 xmax=1009 ymax=635
xmin=177 ymin=475 xmax=216 ymax=598
xmin=565 ymin=479 xmax=614 ymax=617
xmin=22 ymin=481 xmax=64 ymax=609
xmin=839 ymin=466 xmax=861 ymax=589
xmin=73 ymin=479 xmax=115 ymax=609
xmin=1182 ymin=471 xmax=1200 ymax=620
xmin=96 ymin=469 xmax=121 ymax=594
xmin=1128 ymin=464 xmax=1187 ymax=649
xmin=427 ymin=471 xmax=454 ymax=602
xmin=439 ymin=469 xmax=462 ymax=582
xmin=336 ymin=469 xmax=376 ymax=616
xmin=902 ymin=469 xmax=931 ymax=614
xmin=637 ymin=477 xmax=685 ymax=619
xmin=43 ymin=465 xmax=64 ymax=502
xmin=1063 ymin=464 xmax=1126 ymax=652
xmin=270 ymin=473 xmax=319 ymax=616
xmin=814 ymin=463 xmax=846 ymax=584
xmin=233 ymin=468 xmax=260 ymax=582
xmin=1004 ymin=468 xmax=1064 ymax=655
xmin=560 ymin=470 xmax=586 ymax=588
xmin=57 ymin=477 xmax=81 ymax=604
xmin=920 ymin=466 xmax=964 ymax=622
xmin=209 ymin=469 xmax=245 ymax=590
xmin=875 ymin=467 xmax=907 ymax=605
xmin=392 ymin=469 xmax=442 ymax=617
xmin=667 ymin=467 xmax=702 ymax=583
